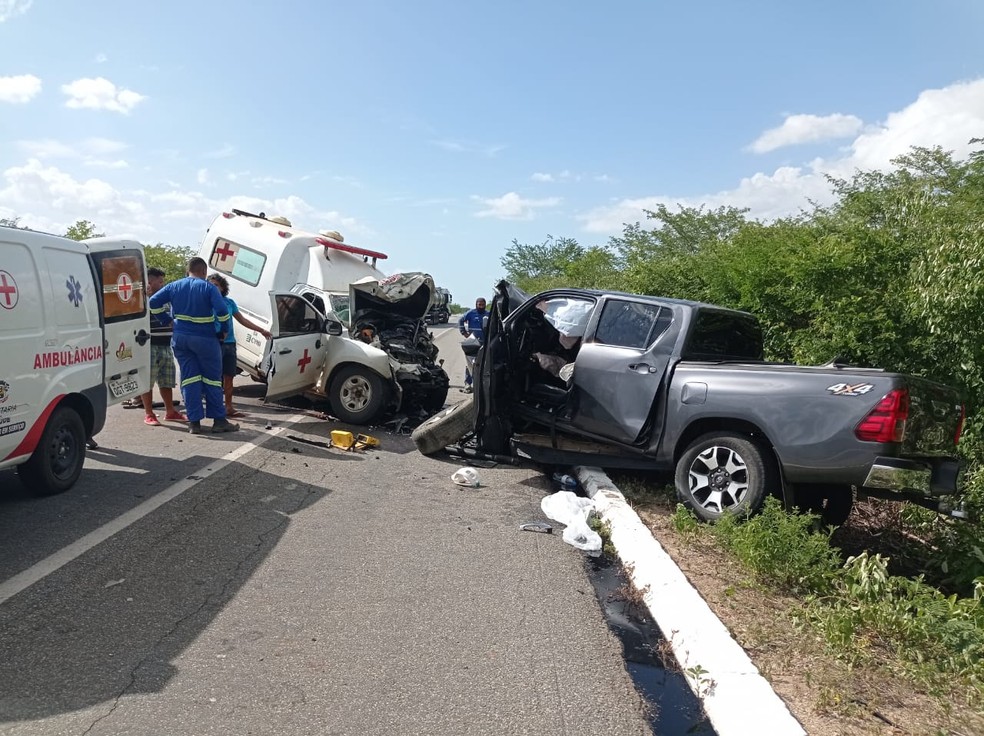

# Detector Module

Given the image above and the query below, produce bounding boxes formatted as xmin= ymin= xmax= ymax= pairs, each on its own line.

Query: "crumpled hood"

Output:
xmin=350 ymin=272 xmax=436 ymax=323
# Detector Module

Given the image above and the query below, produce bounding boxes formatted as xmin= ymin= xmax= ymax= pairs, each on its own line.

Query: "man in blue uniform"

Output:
xmin=457 ymin=297 xmax=488 ymax=393
xmin=149 ymin=257 xmax=238 ymax=434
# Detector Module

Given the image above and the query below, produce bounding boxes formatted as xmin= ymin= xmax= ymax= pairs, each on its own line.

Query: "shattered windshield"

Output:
xmin=329 ymin=294 xmax=350 ymax=325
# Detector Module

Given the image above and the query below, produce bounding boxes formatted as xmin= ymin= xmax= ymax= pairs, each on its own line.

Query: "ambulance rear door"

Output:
xmin=85 ymin=241 xmax=152 ymax=404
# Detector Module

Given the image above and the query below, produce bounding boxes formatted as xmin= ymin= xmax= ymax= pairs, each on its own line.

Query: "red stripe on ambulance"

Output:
xmin=2 ymin=395 xmax=65 ymax=463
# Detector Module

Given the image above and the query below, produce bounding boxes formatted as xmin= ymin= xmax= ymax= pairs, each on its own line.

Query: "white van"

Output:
xmin=198 ymin=210 xmax=449 ymax=424
xmin=0 ymin=226 xmax=151 ymax=495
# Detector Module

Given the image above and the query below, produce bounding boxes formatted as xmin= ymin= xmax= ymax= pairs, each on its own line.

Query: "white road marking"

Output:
xmin=0 ymin=416 xmax=305 ymax=606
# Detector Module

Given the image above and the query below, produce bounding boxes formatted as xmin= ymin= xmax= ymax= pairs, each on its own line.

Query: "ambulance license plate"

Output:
xmin=109 ymin=379 xmax=139 ymax=398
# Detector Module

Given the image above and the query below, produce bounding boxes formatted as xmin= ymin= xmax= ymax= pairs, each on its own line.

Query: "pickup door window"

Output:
xmin=572 ymin=298 xmax=673 ymax=444
xmin=264 ymin=292 xmax=329 ymax=402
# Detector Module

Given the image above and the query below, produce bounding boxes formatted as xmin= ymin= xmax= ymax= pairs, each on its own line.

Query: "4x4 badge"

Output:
xmin=826 ymin=382 xmax=874 ymax=397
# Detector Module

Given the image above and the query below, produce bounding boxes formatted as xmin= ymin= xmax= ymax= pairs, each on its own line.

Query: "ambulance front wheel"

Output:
xmin=328 ymin=366 xmax=388 ymax=425
xmin=18 ymin=406 xmax=86 ymax=496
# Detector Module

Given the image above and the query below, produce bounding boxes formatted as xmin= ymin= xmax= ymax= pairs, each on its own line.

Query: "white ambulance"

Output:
xmin=0 ymin=226 xmax=151 ymax=495
xmin=198 ymin=210 xmax=449 ymax=425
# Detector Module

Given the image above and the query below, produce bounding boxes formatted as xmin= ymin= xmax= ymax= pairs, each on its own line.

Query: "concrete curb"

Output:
xmin=575 ymin=466 xmax=806 ymax=736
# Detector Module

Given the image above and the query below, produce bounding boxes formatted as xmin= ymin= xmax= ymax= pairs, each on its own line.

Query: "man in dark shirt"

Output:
xmin=138 ymin=267 xmax=186 ymax=426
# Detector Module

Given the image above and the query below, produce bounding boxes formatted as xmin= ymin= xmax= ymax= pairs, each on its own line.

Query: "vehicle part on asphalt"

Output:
xmin=540 ymin=490 xmax=602 ymax=554
xmin=444 ymin=443 xmax=523 ymax=466
xmin=17 ymin=406 xmax=86 ymax=496
xmin=451 ymin=467 xmax=481 ymax=487
xmin=675 ymin=431 xmax=772 ymax=522
xmin=329 ymin=365 xmax=388 ymax=424
xmin=330 ymin=430 xmax=380 ymax=452
xmin=519 ymin=521 xmax=553 ymax=534
xmin=411 ymin=397 xmax=476 ymax=455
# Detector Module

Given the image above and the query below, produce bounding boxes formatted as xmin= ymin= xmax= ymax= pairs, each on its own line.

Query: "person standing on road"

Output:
xmin=149 ymin=257 xmax=238 ymax=435
xmin=207 ymin=273 xmax=272 ymax=418
xmin=458 ymin=297 xmax=488 ymax=393
xmin=138 ymin=267 xmax=187 ymax=426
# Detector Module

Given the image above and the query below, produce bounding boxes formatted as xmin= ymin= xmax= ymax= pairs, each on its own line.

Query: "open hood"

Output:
xmin=350 ymin=272 xmax=435 ymax=323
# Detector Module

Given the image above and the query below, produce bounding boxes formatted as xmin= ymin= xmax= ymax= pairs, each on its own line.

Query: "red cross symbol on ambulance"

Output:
xmin=297 ymin=348 xmax=313 ymax=373
xmin=0 ymin=271 xmax=17 ymax=310
xmin=117 ymin=273 xmax=134 ymax=303
xmin=215 ymin=242 xmax=236 ymax=262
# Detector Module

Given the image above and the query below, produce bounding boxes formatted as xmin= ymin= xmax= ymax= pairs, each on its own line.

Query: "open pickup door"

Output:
xmin=263 ymin=292 xmax=331 ymax=403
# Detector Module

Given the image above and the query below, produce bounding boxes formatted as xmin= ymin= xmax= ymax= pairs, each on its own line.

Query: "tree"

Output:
xmin=1 ymin=216 xmax=26 ymax=229
xmin=500 ymin=235 xmax=585 ymax=292
xmin=64 ymin=220 xmax=103 ymax=241
xmin=145 ymin=243 xmax=197 ymax=283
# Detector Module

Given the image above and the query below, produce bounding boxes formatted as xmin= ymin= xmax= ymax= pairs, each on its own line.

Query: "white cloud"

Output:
xmin=530 ymin=170 xmax=581 ymax=183
xmin=95 ymin=52 xmax=108 ymax=63
xmin=431 ymin=139 xmax=505 ymax=157
xmin=205 ymin=143 xmax=237 ymax=159
xmin=0 ymin=159 xmax=369 ymax=246
xmin=0 ymin=0 xmax=32 ymax=22
xmin=0 ymin=74 xmax=41 ymax=104
xmin=61 ymin=77 xmax=146 ymax=114
xmin=581 ymin=78 xmax=984 ymax=235
xmin=16 ymin=138 xmax=130 ymax=171
xmin=750 ymin=113 xmax=864 ymax=153
xmin=472 ymin=192 xmax=561 ymax=220
xmin=197 ymin=168 xmax=210 ymax=185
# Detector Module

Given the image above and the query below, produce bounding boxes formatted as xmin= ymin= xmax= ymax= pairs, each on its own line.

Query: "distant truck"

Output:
xmin=425 ymin=287 xmax=452 ymax=325
xmin=198 ymin=210 xmax=449 ymax=424
xmin=1 ymin=226 xmax=151 ymax=495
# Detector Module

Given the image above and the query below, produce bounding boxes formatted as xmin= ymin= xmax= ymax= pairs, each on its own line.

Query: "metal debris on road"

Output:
xmin=519 ymin=521 xmax=553 ymax=534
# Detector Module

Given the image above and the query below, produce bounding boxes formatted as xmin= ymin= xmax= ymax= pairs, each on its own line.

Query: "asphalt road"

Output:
xmin=0 ymin=325 xmax=653 ymax=735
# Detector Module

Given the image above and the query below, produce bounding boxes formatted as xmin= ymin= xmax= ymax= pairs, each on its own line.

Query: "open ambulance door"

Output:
xmin=86 ymin=242 xmax=152 ymax=404
xmin=264 ymin=292 xmax=329 ymax=403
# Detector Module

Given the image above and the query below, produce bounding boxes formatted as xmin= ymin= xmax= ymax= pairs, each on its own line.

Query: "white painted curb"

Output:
xmin=575 ymin=466 xmax=806 ymax=736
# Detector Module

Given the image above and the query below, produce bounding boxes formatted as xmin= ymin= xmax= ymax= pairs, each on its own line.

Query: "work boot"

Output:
xmin=189 ymin=421 xmax=203 ymax=435
xmin=211 ymin=419 xmax=240 ymax=433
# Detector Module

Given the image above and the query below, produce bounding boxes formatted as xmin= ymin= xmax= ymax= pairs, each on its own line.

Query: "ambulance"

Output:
xmin=198 ymin=210 xmax=449 ymax=425
xmin=0 ymin=226 xmax=151 ymax=495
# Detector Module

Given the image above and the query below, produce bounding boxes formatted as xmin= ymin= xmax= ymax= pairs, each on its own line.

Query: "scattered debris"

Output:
xmin=541 ymin=490 xmax=602 ymax=554
xmin=520 ymin=521 xmax=553 ymax=534
xmin=104 ymin=578 xmax=126 ymax=589
xmin=330 ymin=430 xmax=380 ymax=452
xmin=451 ymin=467 xmax=481 ymax=487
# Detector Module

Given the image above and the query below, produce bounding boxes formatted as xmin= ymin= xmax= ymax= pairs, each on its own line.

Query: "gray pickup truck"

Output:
xmin=414 ymin=281 xmax=965 ymax=525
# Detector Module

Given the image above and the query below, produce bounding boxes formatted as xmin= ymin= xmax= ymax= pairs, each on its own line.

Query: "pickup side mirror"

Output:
xmin=324 ymin=318 xmax=344 ymax=336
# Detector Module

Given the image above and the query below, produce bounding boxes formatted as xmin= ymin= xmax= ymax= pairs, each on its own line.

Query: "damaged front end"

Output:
xmin=350 ymin=273 xmax=450 ymax=415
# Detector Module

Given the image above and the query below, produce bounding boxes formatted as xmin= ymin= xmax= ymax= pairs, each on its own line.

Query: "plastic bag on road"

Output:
xmin=540 ymin=490 xmax=602 ymax=554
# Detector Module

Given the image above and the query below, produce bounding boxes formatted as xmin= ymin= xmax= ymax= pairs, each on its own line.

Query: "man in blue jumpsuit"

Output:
xmin=149 ymin=257 xmax=238 ymax=434
xmin=457 ymin=297 xmax=488 ymax=393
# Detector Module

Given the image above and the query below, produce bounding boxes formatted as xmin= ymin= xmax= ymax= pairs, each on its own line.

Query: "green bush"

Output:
xmin=710 ymin=497 xmax=842 ymax=595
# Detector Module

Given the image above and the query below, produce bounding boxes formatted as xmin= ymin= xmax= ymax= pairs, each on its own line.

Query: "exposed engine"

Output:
xmin=351 ymin=309 xmax=449 ymax=414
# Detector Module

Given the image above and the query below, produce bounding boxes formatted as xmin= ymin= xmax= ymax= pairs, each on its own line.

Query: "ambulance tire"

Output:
xmin=18 ymin=406 xmax=86 ymax=496
xmin=412 ymin=397 xmax=476 ymax=455
xmin=328 ymin=366 xmax=388 ymax=425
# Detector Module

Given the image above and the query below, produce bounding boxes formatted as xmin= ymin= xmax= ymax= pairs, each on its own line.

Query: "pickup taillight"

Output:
xmin=855 ymin=388 xmax=909 ymax=443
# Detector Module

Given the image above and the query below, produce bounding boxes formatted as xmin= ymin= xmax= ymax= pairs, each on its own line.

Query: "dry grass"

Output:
xmin=629 ymin=492 xmax=984 ymax=736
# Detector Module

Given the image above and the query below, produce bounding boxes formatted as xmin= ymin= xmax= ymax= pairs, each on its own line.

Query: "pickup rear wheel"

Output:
xmin=17 ymin=406 xmax=86 ymax=496
xmin=328 ymin=366 xmax=388 ymax=425
xmin=675 ymin=432 xmax=773 ymax=522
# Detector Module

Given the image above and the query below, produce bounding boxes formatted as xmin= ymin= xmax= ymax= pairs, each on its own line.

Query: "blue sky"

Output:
xmin=2 ymin=0 xmax=983 ymax=304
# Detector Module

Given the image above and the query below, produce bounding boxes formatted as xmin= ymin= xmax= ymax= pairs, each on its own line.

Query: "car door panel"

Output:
xmin=264 ymin=292 xmax=328 ymax=402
